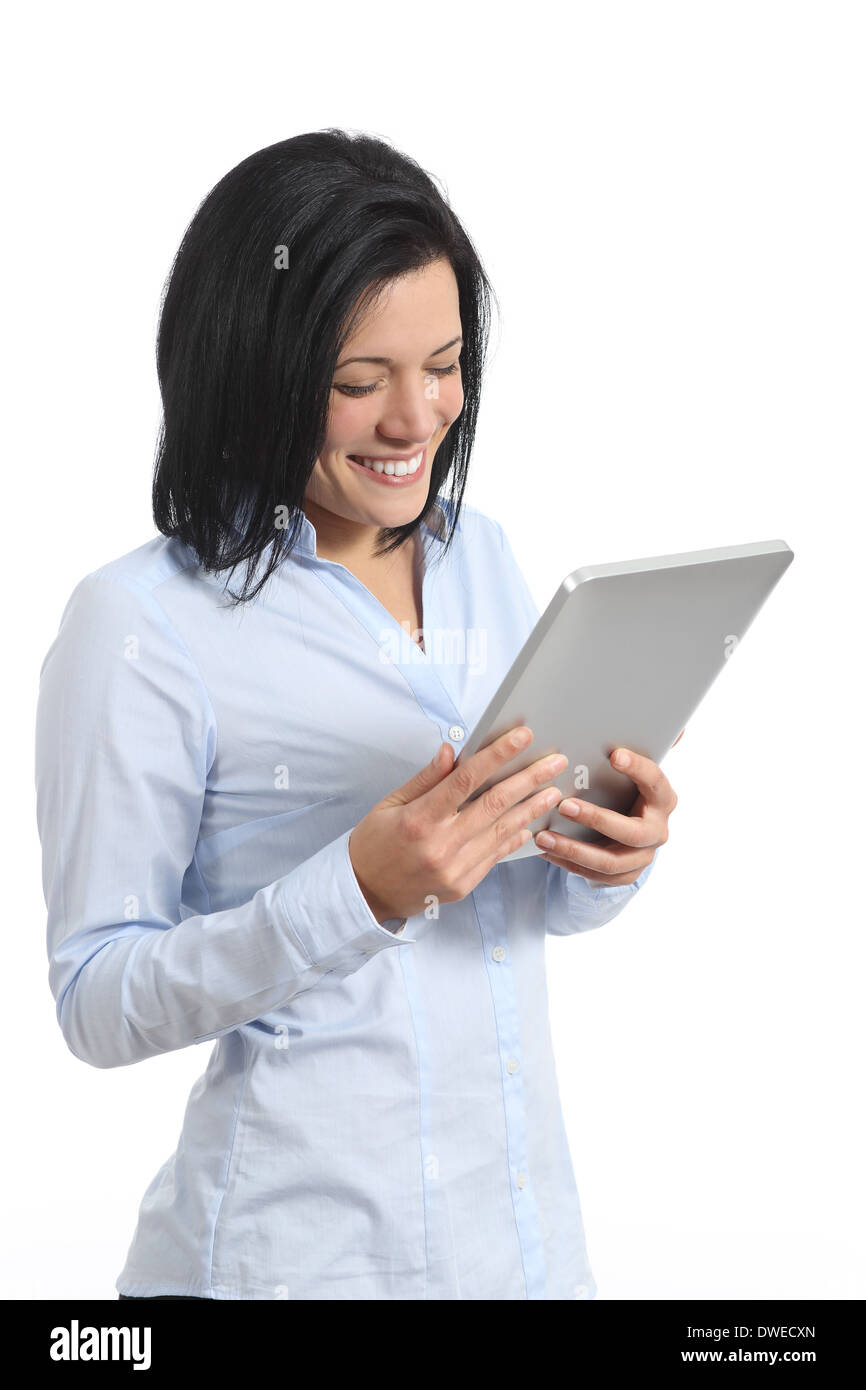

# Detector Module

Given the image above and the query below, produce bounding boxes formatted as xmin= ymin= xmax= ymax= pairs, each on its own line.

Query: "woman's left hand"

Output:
xmin=535 ymin=745 xmax=680 ymax=885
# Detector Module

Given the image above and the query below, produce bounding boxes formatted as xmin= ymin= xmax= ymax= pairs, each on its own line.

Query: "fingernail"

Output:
xmin=613 ymin=749 xmax=630 ymax=768
xmin=560 ymin=798 xmax=581 ymax=816
xmin=535 ymin=831 xmax=555 ymax=848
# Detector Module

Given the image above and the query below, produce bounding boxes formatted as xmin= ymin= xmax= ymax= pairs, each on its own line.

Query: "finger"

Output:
xmin=608 ymin=747 xmax=678 ymax=814
xmin=534 ymin=828 xmax=654 ymax=877
xmin=555 ymin=794 xmax=666 ymax=849
xmin=454 ymin=780 xmax=565 ymax=873
xmin=455 ymin=749 xmax=568 ymax=839
xmin=461 ymin=824 xmax=534 ymax=889
xmin=423 ymin=724 xmax=537 ymax=819
xmin=539 ymin=851 xmax=645 ymax=885
xmin=377 ymin=741 xmax=455 ymax=809
xmin=673 ymin=727 xmax=685 ymax=747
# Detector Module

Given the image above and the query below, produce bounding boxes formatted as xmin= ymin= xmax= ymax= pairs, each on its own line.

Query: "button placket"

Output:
xmin=472 ymin=873 xmax=547 ymax=1298
xmin=309 ymin=534 xmax=474 ymax=757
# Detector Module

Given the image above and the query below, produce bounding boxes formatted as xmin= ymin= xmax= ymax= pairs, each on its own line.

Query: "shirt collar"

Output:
xmin=211 ymin=489 xmax=453 ymax=598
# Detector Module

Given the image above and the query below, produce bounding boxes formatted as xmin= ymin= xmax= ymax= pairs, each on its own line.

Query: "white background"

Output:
xmin=4 ymin=0 xmax=863 ymax=1299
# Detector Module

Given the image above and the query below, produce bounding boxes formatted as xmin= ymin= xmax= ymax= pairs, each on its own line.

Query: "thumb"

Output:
xmin=378 ymin=741 xmax=455 ymax=810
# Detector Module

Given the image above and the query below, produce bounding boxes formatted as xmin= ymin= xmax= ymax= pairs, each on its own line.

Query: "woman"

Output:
xmin=35 ymin=130 xmax=677 ymax=1301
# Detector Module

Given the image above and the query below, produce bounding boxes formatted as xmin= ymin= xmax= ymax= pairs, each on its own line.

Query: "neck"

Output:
xmin=301 ymin=497 xmax=403 ymax=570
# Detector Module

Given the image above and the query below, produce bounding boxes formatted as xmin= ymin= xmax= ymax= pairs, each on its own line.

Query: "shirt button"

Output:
xmin=506 ymin=1057 xmax=520 ymax=1075
xmin=492 ymin=945 xmax=507 ymax=962
xmin=516 ymin=1172 xmax=527 ymax=1189
xmin=448 ymin=725 xmax=465 ymax=741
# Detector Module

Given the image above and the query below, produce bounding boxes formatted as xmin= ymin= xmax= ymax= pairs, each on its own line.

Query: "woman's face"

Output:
xmin=305 ymin=256 xmax=464 ymax=531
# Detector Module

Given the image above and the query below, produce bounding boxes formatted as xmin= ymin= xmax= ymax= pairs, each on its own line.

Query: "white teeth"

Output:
xmin=353 ymin=451 xmax=423 ymax=476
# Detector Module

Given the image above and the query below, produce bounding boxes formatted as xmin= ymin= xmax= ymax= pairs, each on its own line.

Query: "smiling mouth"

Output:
xmin=348 ymin=450 xmax=424 ymax=477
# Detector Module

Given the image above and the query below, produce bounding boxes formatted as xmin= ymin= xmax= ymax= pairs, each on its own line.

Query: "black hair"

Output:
xmin=152 ymin=128 xmax=496 ymax=603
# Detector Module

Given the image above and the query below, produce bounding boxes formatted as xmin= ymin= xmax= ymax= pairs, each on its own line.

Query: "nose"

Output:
xmin=374 ymin=377 xmax=442 ymax=446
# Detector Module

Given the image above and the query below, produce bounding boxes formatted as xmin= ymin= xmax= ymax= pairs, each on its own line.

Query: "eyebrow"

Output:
xmin=336 ymin=335 xmax=463 ymax=369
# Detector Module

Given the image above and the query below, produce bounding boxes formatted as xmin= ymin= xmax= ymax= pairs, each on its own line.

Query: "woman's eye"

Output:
xmin=333 ymin=361 xmax=460 ymax=398
xmin=334 ymin=382 xmax=378 ymax=397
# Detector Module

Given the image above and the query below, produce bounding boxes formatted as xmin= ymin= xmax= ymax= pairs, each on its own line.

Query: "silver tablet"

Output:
xmin=456 ymin=538 xmax=794 ymax=862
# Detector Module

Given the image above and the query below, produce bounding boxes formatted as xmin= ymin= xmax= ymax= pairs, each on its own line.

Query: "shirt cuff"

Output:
xmin=565 ymin=851 xmax=657 ymax=907
xmin=277 ymin=827 xmax=416 ymax=969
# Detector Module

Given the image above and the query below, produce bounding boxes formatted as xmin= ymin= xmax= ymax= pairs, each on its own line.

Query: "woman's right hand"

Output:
xmin=348 ymin=726 xmax=566 ymax=923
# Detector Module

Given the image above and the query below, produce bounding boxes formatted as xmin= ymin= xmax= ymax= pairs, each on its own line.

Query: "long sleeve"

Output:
xmin=545 ymin=852 xmax=657 ymax=935
xmin=35 ymin=570 xmax=412 ymax=1071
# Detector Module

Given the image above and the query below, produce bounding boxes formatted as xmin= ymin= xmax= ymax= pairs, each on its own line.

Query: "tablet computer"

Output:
xmin=455 ymin=538 xmax=794 ymax=862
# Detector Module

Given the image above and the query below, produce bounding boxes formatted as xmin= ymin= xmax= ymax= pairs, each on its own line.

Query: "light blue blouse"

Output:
xmin=35 ymin=494 xmax=655 ymax=1300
